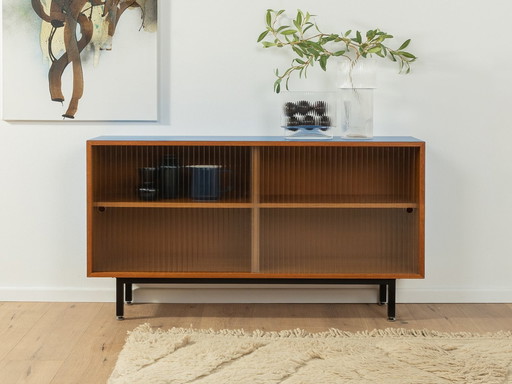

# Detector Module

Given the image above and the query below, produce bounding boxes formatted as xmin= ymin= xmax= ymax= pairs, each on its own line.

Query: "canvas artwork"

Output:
xmin=2 ymin=0 xmax=158 ymax=121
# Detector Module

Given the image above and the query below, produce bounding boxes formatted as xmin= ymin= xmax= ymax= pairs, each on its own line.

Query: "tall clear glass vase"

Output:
xmin=337 ymin=59 xmax=376 ymax=139
xmin=340 ymin=88 xmax=374 ymax=138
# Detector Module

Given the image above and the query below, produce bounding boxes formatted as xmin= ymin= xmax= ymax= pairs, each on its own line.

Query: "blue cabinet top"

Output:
xmin=89 ymin=136 xmax=423 ymax=143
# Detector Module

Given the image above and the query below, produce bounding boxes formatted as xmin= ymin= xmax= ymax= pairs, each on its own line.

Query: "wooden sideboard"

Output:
xmin=87 ymin=136 xmax=425 ymax=320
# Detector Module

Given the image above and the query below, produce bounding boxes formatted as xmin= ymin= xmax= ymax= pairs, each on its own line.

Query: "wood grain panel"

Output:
xmin=259 ymin=146 xmax=419 ymax=204
xmin=90 ymin=145 xmax=251 ymax=203
xmin=91 ymin=208 xmax=251 ymax=273
xmin=260 ymin=208 xmax=418 ymax=275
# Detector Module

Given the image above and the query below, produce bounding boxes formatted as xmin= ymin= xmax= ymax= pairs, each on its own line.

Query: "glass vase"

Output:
xmin=337 ymin=59 xmax=375 ymax=139
xmin=339 ymin=88 xmax=374 ymax=139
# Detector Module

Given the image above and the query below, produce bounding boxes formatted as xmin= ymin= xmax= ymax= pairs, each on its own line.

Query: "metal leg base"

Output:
xmin=387 ymin=279 xmax=396 ymax=321
xmin=114 ymin=277 xmax=398 ymax=320
xmin=115 ymin=279 xmax=135 ymax=319
xmin=116 ymin=279 xmax=124 ymax=319
xmin=125 ymin=283 xmax=133 ymax=303
xmin=379 ymin=284 xmax=387 ymax=306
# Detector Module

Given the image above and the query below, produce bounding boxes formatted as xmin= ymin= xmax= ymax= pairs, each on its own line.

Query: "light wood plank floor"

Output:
xmin=1 ymin=302 xmax=511 ymax=383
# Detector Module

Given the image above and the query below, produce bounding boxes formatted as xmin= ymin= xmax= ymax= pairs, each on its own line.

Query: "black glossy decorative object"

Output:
xmin=320 ymin=115 xmax=331 ymax=128
xmin=159 ymin=154 xmax=180 ymax=199
xmin=287 ymin=116 xmax=300 ymax=131
xmin=138 ymin=167 xmax=158 ymax=201
xmin=281 ymin=91 xmax=336 ymax=140
xmin=303 ymin=115 xmax=315 ymax=129
xmin=313 ymin=101 xmax=327 ymax=115
xmin=284 ymin=102 xmax=298 ymax=117
xmin=297 ymin=100 xmax=311 ymax=115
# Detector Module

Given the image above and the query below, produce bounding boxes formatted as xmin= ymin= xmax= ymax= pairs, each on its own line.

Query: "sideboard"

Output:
xmin=87 ymin=136 xmax=425 ymax=320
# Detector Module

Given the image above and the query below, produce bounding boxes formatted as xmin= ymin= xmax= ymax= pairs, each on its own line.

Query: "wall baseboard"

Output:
xmin=1 ymin=286 xmax=511 ymax=303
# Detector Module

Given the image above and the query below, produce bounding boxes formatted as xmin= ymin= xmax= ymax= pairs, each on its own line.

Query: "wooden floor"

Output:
xmin=1 ymin=302 xmax=511 ymax=383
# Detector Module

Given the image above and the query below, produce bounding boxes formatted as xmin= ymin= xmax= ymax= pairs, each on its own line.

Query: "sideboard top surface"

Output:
xmin=88 ymin=136 xmax=424 ymax=145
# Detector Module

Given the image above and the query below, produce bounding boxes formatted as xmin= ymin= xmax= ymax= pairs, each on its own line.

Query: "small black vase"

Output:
xmin=138 ymin=167 xmax=158 ymax=201
xmin=159 ymin=154 xmax=181 ymax=199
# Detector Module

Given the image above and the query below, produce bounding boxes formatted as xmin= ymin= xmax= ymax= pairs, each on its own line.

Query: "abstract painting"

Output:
xmin=2 ymin=0 xmax=158 ymax=121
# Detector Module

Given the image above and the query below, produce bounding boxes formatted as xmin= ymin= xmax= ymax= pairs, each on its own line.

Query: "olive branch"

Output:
xmin=257 ymin=9 xmax=417 ymax=93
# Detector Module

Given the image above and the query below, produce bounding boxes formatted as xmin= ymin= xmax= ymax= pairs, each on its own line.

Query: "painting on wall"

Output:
xmin=2 ymin=0 xmax=158 ymax=121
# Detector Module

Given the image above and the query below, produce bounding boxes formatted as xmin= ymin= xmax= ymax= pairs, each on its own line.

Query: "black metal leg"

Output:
xmin=112 ymin=278 xmax=398 ymax=321
xmin=125 ymin=282 xmax=133 ymax=304
xmin=387 ymin=279 xmax=396 ymax=321
xmin=116 ymin=278 xmax=125 ymax=320
xmin=378 ymin=284 xmax=387 ymax=305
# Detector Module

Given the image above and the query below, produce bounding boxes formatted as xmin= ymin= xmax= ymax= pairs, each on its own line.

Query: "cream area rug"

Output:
xmin=108 ymin=324 xmax=512 ymax=384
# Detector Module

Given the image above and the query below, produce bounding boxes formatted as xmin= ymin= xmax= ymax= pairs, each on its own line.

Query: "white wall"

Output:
xmin=1 ymin=0 xmax=511 ymax=303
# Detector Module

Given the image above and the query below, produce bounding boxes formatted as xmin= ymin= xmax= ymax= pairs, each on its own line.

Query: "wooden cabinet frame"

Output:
xmin=87 ymin=136 xmax=425 ymax=320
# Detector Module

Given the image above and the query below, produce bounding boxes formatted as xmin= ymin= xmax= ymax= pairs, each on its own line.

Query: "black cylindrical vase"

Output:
xmin=138 ymin=167 xmax=158 ymax=201
xmin=159 ymin=154 xmax=181 ymax=199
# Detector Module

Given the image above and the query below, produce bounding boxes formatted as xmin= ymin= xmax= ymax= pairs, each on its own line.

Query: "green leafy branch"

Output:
xmin=257 ymin=9 xmax=417 ymax=93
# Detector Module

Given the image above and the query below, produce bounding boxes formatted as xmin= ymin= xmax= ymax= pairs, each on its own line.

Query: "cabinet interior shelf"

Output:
xmin=93 ymin=201 xmax=417 ymax=209
xmin=93 ymin=199 xmax=253 ymax=208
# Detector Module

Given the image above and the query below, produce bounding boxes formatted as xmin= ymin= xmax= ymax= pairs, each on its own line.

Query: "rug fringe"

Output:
xmin=127 ymin=323 xmax=512 ymax=340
